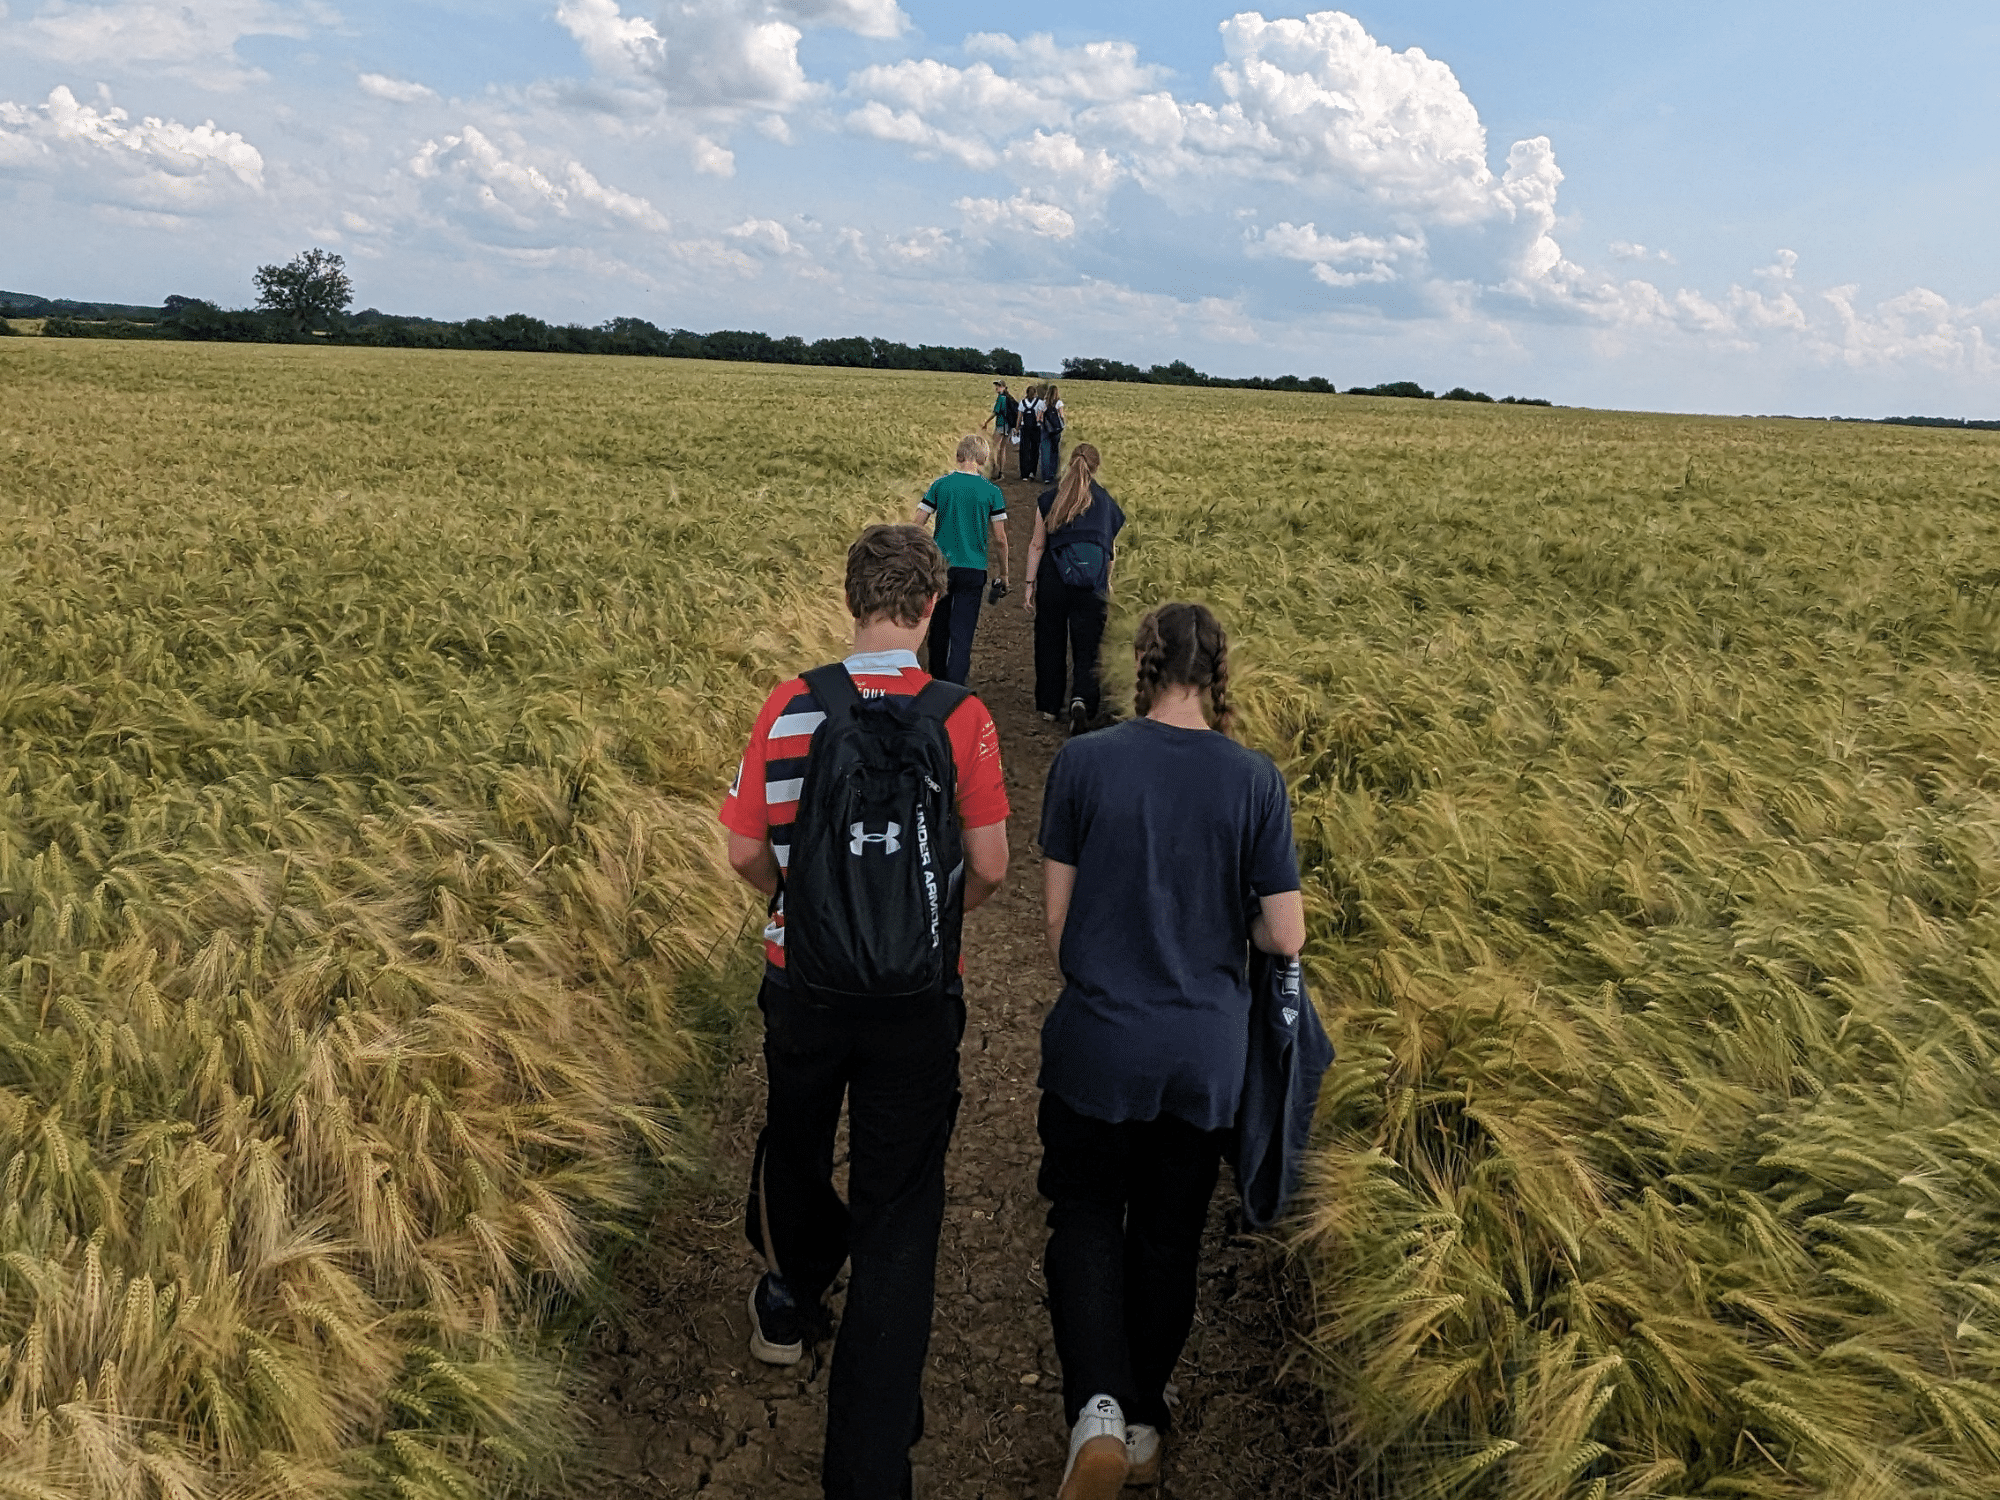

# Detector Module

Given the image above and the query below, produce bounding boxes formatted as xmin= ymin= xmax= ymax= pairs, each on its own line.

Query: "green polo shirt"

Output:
xmin=920 ymin=471 xmax=1008 ymax=571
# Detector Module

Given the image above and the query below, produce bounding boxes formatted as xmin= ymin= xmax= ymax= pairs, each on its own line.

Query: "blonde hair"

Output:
xmin=955 ymin=433 xmax=989 ymax=466
xmin=1046 ymin=443 xmax=1101 ymax=532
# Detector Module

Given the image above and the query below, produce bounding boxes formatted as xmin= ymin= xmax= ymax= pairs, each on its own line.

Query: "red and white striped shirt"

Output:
xmin=719 ymin=649 xmax=1010 ymax=972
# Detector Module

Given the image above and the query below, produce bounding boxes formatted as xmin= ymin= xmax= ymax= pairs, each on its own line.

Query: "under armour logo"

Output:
xmin=849 ymin=821 xmax=903 ymax=856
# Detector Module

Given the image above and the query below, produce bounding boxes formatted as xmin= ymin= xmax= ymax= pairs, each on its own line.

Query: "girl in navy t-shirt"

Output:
xmin=1034 ymin=602 xmax=1305 ymax=1496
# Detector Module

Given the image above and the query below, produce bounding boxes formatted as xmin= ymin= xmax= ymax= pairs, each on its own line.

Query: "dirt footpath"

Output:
xmin=576 ymin=477 xmax=1337 ymax=1498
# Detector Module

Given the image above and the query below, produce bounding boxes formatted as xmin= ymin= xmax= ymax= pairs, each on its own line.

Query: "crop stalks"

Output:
xmin=1088 ymin=387 xmax=2000 ymax=1498
xmin=0 ymin=342 xmax=987 ymax=1496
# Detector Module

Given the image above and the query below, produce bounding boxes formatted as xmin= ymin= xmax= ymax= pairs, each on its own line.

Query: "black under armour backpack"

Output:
xmin=782 ymin=664 xmax=969 ymax=1004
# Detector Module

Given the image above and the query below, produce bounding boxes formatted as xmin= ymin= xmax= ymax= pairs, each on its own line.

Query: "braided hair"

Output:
xmin=1133 ymin=602 xmax=1234 ymax=733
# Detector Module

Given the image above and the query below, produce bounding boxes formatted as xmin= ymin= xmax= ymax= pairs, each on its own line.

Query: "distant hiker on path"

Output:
xmin=1040 ymin=383 xmax=1065 ymax=480
xmin=984 ymin=380 xmax=1018 ymax=478
xmin=916 ymin=434 xmax=1010 ymax=684
xmin=1033 ymin=602 xmax=1306 ymax=1500
xmin=1026 ymin=443 xmax=1125 ymax=737
xmin=1019 ymin=382 xmax=1044 ymax=482
xmin=721 ymin=524 xmax=1012 ymax=1500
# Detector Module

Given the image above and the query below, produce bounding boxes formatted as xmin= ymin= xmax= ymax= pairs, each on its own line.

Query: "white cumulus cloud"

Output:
xmin=1757 ymin=248 xmax=1800 ymax=281
xmin=0 ymin=84 xmax=264 ymax=208
xmin=692 ymin=135 xmax=736 ymax=175
xmin=1252 ymin=221 xmax=1421 ymax=285
xmin=725 ymin=216 xmax=801 ymax=254
xmin=409 ymin=125 xmax=668 ymax=233
xmin=1610 ymin=240 xmax=1675 ymax=264
xmin=841 ymin=11 xmax=1585 ymax=293
xmin=359 ymin=74 xmax=437 ymax=105
xmin=1818 ymin=284 xmax=1998 ymax=373
xmin=844 ymin=100 xmax=998 ymax=169
xmin=1002 ymin=131 xmax=1123 ymax=196
xmin=556 ymin=0 xmax=810 ymax=109
xmin=957 ymin=192 xmax=1075 ymax=239
xmin=1197 ymin=10 xmax=1497 ymax=213
xmin=883 ymin=225 xmax=957 ymax=267
xmin=566 ymin=160 xmax=671 ymax=230
xmin=556 ymin=0 xmax=906 ymax=113
xmin=17 ymin=0 xmax=329 ymax=90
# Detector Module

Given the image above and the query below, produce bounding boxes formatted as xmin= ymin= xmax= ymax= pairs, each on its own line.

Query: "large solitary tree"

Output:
xmin=253 ymin=248 xmax=353 ymax=335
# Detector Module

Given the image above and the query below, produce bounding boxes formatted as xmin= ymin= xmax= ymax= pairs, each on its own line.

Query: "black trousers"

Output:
xmin=1032 ymin=575 xmax=1108 ymax=718
xmin=746 ymin=977 xmax=966 ymax=1500
xmin=1037 ymin=1092 xmax=1227 ymax=1430
xmin=1019 ymin=418 xmax=1041 ymax=479
xmin=925 ymin=566 xmax=986 ymax=685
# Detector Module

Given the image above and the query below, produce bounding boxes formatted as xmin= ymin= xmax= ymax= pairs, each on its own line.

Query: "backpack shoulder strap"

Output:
xmin=801 ymin=663 xmax=862 ymax=716
xmin=911 ymin=679 xmax=971 ymax=724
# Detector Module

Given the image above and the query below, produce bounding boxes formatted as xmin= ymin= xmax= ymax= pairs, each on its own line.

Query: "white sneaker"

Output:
xmin=1124 ymin=1424 xmax=1161 ymax=1487
xmin=1059 ymin=1394 xmax=1129 ymax=1500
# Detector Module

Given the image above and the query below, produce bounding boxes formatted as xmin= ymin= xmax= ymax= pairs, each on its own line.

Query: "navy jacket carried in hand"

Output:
xmin=1235 ymin=951 xmax=1334 ymax=1230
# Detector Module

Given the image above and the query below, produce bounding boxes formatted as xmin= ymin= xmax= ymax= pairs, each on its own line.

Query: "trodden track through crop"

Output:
xmin=0 ymin=341 xmax=998 ymax=1497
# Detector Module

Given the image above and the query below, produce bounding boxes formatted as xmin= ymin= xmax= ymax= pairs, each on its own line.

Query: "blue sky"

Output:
xmin=3 ymin=0 xmax=1996 ymax=416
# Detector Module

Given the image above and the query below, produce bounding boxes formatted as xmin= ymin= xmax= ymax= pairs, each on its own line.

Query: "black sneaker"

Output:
xmin=1068 ymin=698 xmax=1088 ymax=737
xmin=748 ymin=1272 xmax=805 ymax=1366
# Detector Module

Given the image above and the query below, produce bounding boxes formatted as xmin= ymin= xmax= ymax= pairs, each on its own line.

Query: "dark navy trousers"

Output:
xmin=925 ymin=566 xmax=986 ymax=685
xmin=747 ymin=977 xmax=966 ymax=1500
xmin=1037 ymin=1091 xmax=1227 ymax=1431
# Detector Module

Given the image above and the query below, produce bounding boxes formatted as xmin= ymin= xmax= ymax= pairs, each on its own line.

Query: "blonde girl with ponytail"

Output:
xmin=1024 ymin=443 xmax=1124 ymax=735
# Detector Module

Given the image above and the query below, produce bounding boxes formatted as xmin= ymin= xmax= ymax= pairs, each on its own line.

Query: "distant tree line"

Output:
xmin=1061 ymin=356 xmax=1337 ymax=394
xmin=335 ymin=312 xmax=1026 ymax=374
xmin=0 ymin=290 xmax=165 ymax=321
xmin=1061 ymin=358 xmax=1555 ymax=406
xmin=7 ymin=247 xmax=1024 ymax=376
xmin=1876 ymin=415 xmax=2000 ymax=432
xmin=25 ymin=299 xmax=1025 ymax=376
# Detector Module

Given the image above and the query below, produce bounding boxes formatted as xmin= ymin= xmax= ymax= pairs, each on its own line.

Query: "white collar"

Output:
xmin=844 ymin=648 xmax=922 ymax=672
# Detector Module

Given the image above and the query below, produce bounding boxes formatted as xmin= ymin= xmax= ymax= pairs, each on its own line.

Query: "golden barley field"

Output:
xmin=7 ymin=340 xmax=2000 ymax=1500
xmin=0 ymin=340 xmax=970 ymax=1496
xmin=1088 ymin=391 xmax=2000 ymax=1499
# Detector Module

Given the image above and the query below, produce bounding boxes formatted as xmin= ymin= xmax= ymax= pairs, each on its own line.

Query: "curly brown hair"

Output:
xmin=845 ymin=524 xmax=947 ymax=626
xmin=1133 ymin=601 xmax=1234 ymax=733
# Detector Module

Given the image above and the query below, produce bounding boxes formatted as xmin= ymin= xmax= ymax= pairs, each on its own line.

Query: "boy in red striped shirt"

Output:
xmin=721 ymin=524 xmax=1010 ymax=1499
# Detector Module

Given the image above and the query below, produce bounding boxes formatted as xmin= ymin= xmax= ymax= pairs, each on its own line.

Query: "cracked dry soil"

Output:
xmin=575 ymin=477 xmax=1339 ymax=1498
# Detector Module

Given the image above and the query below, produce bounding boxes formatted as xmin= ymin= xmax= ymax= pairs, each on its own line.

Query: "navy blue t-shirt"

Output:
xmin=1036 ymin=716 xmax=1301 ymax=1130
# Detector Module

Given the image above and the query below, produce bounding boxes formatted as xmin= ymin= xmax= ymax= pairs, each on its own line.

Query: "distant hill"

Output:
xmin=1 ymin=290 xmax=167 ymax=321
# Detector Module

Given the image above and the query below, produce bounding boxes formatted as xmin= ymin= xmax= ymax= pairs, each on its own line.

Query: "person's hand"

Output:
xmin=1023 ymin=581 xmax=1037 ymax=614
xmin=987 ymin=578 xmax=1009 ymax=606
